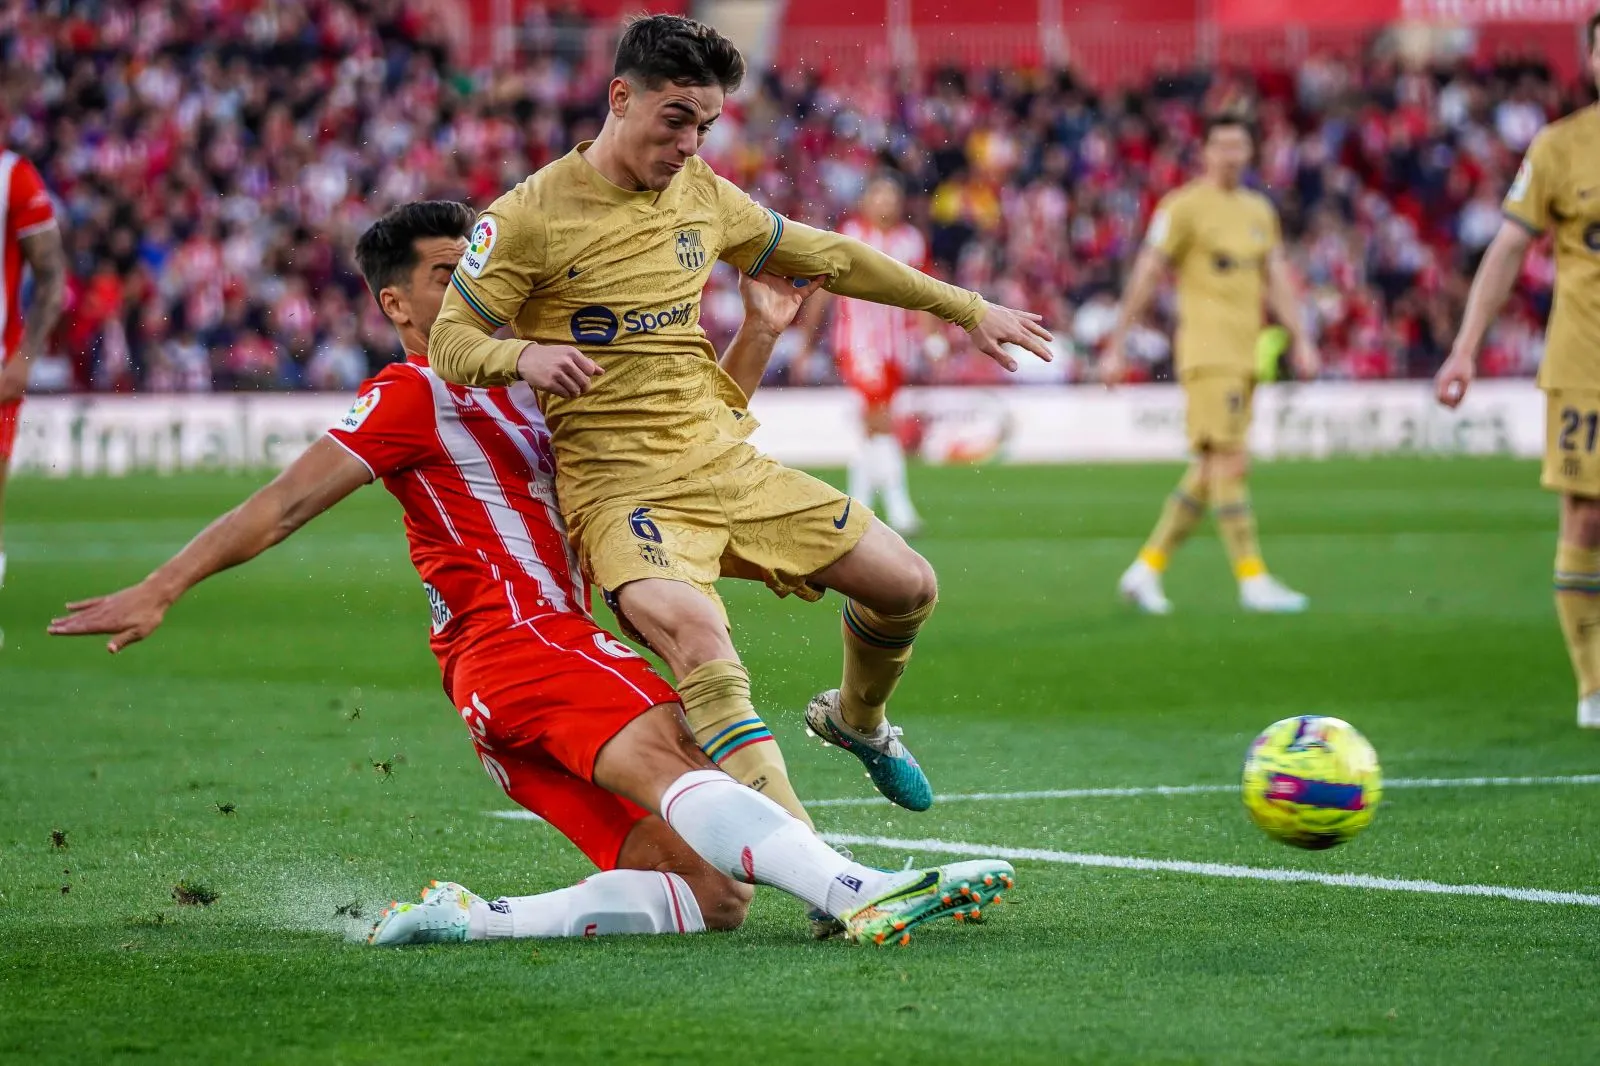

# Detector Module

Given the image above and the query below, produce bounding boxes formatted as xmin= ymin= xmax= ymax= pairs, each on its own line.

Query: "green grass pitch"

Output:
xmin=2 ymin=458 xmax=1598 ymax=1063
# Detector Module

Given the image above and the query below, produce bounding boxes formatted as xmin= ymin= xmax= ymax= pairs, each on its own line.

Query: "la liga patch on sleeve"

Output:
xmin=461 ymin=217 xmax=496 ymax=278
xmin=338 ymin=388 xmax=382 ymax=432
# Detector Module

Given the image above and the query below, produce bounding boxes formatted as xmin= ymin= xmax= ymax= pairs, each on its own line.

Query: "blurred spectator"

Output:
xmin=0 ymin=1 xmax=1588 ymax=392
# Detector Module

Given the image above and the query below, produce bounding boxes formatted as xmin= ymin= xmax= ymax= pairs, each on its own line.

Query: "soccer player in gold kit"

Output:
xmin=428 ymin=16 xmax=1052 ymax=820
xmin=1104 ymin=114 xmax=1319 ymax=615
xmin=1436 ymin=13 xmax=1600 ymax=728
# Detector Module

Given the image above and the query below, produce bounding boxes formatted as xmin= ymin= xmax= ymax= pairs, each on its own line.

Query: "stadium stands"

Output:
xmin=0 ymin=0 xmax=1588 ymax=391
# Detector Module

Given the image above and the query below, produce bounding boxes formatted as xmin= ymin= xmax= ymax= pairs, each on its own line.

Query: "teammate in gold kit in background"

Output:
xmin=1436 ymin=13 xmax=1600 ymax=728
xmin=428 ymin=16 xmax=1051 ymax=822
xmin=1104 ymin=114 xmax=1319 ymax=615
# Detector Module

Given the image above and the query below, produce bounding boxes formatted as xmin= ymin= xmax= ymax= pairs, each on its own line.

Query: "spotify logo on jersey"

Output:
xmin=570 ymin=305 xmax=620 ymax=344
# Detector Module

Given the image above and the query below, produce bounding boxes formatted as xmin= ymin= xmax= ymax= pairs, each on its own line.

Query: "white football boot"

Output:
xmin=1118 ymin=559 xmax=1172 ymax=615
xmin=0 ymin=550 xmax=8 ymax=590
xmin=1578 ymin=692 xmax=1600 ymax=729
xmin=368 ymin=880 xmax=479 ymax=945
xmin=1240 ymin=574 xmax=1309 ymax=614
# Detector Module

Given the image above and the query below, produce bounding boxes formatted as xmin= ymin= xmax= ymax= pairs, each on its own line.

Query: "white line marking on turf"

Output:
xmin=820 ymin=833 xmax=1600 ymax=908
xmin=483 ymin=771 xmax=1600 ymax=819
xmin=803 ymin=773 xmax=1600 ymax=808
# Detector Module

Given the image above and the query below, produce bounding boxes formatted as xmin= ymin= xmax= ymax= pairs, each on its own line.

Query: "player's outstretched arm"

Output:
xmin=1103 ymin=245 xmax=1168 ymax=386
xmin=719 ymin=273 xmax=824 ymax=399
xmin=1436 ymin=219 xmax=1534 ymax=409
xmin=756 ymin=221 xmax=1052 ymax=370
xmin=48 ymin=439 xmax=371 ymax=653
xmin=0 ymin=225 xmax=66 ymax=405
xmin=1264 ymin=247 xmax=1320 ymax=381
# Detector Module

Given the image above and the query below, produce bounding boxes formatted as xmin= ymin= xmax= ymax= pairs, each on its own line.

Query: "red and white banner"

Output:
xmin=10 ymin=382 xmax=1543 ymax=477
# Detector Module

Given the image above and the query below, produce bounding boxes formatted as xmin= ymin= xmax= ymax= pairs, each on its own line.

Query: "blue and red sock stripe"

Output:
xmin=1554 ymin=570 xmax=1600 ymax=593
xmin=842 ymin=601 xmax=918 ymax=650
xmin=450 ymin=272 xmax=509 ymax=329
xmin=1171 ymin=491 xmax=1204 ymax=511
xmin=702 ymin=718 xmax=774 ymax=763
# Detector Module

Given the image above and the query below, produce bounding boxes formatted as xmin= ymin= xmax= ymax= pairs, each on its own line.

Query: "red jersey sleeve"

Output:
xmin=325 ymin=363 xmax=438 ymax=479
xmin=8 ymin=157 xmax=56 ymax=239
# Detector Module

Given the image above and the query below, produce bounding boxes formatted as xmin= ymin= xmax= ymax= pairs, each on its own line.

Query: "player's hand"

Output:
xmin=1099 ymin=335 xmax=1129 ymax=388
xmin=1291 ymin=338 xmax=1321 ymax=382
xmin=48 ymin=583 xmax=170 ymax=653
xmin=0 ymin=357 xmax=28 ymax=405
xmin=968 ymin=304 xmax=1053 ymax=371
xmin=738 ymin=273 xmax=824 ymax=336
xmin=517 ymin=343 xmax=604 ymax=399
xmin=1434 ymin=349 xmax=1475 ymax=409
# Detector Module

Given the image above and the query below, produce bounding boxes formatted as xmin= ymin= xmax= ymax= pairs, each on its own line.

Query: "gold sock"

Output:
xmin=1554 ymin=543 xmax=1600 ymax=699
xmin=1211 ymin=472 xmax=1265 ymax=580
xmin=840 ymin=598 xmax=936 ymax=734
xmin=679 ymin=659 xmax=811 ymax=827
xmin=1138 ymin=464 xmax=1209 ymax=572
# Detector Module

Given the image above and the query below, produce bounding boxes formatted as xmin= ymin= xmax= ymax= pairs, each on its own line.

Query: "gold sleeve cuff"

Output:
xmin=428 ymin=303 xmax=527 ymax=387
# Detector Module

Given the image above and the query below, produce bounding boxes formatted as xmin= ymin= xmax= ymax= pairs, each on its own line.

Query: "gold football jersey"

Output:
xmin=1147 ymin=180 xmax=1281 ymax=377
xmin=430 ymin=143 xmax=982 ymax=515
xmin=1502 ymin=106 xmax=1600 ymax=391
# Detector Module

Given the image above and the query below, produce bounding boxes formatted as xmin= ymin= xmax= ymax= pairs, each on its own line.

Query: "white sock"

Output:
xmin=660 ymin=769 xmax=892 ymax=916
xmin=847 ymin=447 xmax=875 ymax=511
xmin=872 ymin=435 xmax=919 ymax=529
xmin=0 ymin=550 xmax=7 ymax=589
xmin=468 ymin=870 xmax=705 ymax=939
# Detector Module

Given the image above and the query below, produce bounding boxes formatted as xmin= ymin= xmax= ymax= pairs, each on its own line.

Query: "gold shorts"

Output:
xmin=1542 ymin=389 xmax=1600 ymax=497
xmin=568 ymin=443 xmax=874 ymax=624
xmin=1183 ymin=372 xmax=1256 ymax=451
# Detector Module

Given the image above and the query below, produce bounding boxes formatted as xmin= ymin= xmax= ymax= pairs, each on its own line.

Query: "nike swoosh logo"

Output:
xmin=833 ymin=499 xmax=852 ymax=530
xmin=1581 ymin=188 xmax=1598 ymax=200
xmin=875 ymin=871 xmax=939 ymax=905
xmin=568 ymin=266 xmax=582 ymax=278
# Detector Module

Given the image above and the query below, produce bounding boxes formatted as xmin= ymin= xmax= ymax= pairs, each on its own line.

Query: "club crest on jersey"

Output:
xmin=639 ymin=543 xmax=672 ymax=569
xmin=461 ymin=217 xmax=496 ymax=278
xmin=675 ymin=228 xmax=707 ymax=271
xmin=338 ymin=387 xmax=381 ymax=432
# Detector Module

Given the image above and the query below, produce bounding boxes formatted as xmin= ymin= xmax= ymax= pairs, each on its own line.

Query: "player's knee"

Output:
xmin=1208 ymin=448 xmax=1248 ymax=483
xmin=1565 ymin=495 xmax=1600 ymax=546
xmin=693 ymin=874 xmax=752 ymax=932
xmin=879 ymin=548 xmax=938 ymax=614
xmin=616 ymin=582 xmax=732 ymax=674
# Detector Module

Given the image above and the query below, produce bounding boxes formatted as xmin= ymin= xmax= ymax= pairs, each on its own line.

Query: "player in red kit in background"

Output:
xmin=805 ymin=175 xmax=935 ymax=536
xmin=0 ymin=150 xmax=67 ymax=589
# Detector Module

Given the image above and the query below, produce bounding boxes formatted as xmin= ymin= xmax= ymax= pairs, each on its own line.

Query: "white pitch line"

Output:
xmin=821 ymin=833 xmax=1600 ymax=908
xmin=485 ymin=773 xmax=1600 ymax=822
xmin=803 ymin=773 xmax=1600 ymax=809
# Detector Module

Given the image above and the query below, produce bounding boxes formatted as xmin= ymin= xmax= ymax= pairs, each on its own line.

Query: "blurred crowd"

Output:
xmin=0 ymin=0 xmax=1588 ymax=392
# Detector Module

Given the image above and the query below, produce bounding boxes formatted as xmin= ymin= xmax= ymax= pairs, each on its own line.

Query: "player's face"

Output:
xmin=615 ymin=78 xmax=724 ymax=191
xmin=862 ymin=181 xmax=904 ymax=226
xmin=1202 ymin=126 xmax=1252 ymax=187
xmin=392 ymin=236 xmax=468 ymax=340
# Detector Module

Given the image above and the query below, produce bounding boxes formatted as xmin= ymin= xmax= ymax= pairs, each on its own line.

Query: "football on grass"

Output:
xmin=1242 ymin=716 xmax=1382 ymax=850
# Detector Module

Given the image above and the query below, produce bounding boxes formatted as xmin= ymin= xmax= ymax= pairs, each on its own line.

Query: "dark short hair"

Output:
xmin=614 ymin=14 xmax=744 ymax=93
xmin=1589 ymin=10 xmax=1599 ymax=52
xmin=353 ymin=201 xmax=475 ymax=304
xmin=1203 ymin=112 xmax=1256 ymax=144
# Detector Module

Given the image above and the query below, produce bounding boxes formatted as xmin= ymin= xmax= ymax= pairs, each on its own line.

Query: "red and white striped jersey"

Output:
xmin=0 ymin=151 xmax=58 ymax=360
xmin=326 ymin=357 xmax=586 ymax=653
xmin=831 ymin=218 xmax=928 ymax=362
